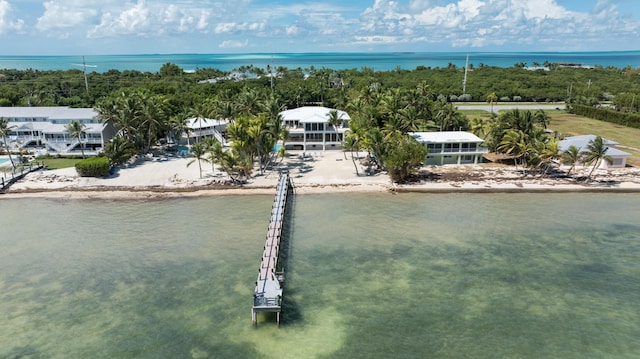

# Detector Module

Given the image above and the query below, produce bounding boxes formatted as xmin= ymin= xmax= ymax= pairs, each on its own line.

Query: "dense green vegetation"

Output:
xmin=74 ymin=157 xmax=111 ymax=177
xmin=2 ymin=62 xmax=639 ymax=182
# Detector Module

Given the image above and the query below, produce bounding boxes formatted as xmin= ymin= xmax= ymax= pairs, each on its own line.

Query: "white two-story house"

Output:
xmin=279 ymin=106 xmax=350 ymax=151
xmin=411 ymin=131 xmax=487 ymax=165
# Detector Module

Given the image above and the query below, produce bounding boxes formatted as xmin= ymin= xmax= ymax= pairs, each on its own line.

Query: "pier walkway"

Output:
xmin=252 ymin=173 xmax=293 ymax=325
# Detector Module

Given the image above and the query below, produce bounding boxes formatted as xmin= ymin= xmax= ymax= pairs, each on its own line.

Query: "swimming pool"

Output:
xmin=0 ymin=158 xmax=11 ymax=166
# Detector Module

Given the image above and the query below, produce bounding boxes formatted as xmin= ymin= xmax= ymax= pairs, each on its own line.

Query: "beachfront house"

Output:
xmin=184 ymin=117 xmax=228 ymax=145
xmin=411 ymin=131 xmax=487 ymax=165
xmin=279 ymin=106 xmax=350 ymax=151
xmin=558 ymin=135 xmax=630 ymax=169
xmin=0 ymin=107 xmax=114 ymax=157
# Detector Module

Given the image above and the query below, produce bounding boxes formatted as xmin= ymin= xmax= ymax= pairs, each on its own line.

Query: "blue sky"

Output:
xmin=0 ymin=0 xmax=638 ymax=55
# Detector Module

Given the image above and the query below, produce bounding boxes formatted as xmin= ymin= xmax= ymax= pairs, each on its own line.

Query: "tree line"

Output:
xmin=2 ymin=61 xmax=638 ymax=182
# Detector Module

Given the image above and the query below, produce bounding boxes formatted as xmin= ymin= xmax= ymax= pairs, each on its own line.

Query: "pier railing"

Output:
xmin=1 ymin=162 xmax=45 ymax=193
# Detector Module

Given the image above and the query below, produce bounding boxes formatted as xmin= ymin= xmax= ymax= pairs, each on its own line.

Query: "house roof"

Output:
xmin=13 ymin=122 xmax=104 ymax=134
xmin=279 ymin=106 xmax=350 ymax=123
xmin=410 ymin=131 xmax=484 ymax=144
xmin=558 ymin=135 xmax=630 ymax=157
xmin=0 ymin=107 xmax=98 ymax=120
xmin=185 ymin=117 xmax=228 ymax=130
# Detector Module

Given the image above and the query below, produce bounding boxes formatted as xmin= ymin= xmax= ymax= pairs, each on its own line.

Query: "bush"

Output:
xmin=75 ymin=157 xmax=111 ymax=177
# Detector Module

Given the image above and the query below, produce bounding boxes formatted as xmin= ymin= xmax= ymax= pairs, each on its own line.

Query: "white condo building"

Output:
xmin=279 ymin=106 xmax=350 ymax=151
xmin=0 ymin=107 xmax=114 ymax=156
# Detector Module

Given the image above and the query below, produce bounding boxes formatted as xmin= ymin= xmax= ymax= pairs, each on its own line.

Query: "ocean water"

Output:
xmin=0 ymin=192 xmax=639 ymax=358
xmin=0 ymin=51 xmax=638 ymax=73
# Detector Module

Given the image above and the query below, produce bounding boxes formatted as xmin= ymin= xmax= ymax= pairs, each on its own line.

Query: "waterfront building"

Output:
xmin=411 ymin=131 xmax=487 ymax=165
xmin=0 ymin=107 xmax=114 ymax=156
xmin=184 ymin=117 xmax=228 ymax=145
xmin=279 ymin=106 xmax=350 ymax=151
xmin=558 ymin=135 xmax=630 ymax=169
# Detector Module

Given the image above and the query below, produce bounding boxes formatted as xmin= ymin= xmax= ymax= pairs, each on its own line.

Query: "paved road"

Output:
xmin=455 ymin=103 xmax=565 ymax=113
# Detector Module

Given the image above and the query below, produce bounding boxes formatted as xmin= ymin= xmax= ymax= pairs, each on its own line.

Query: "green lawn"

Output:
xmin=549 ymin=113 xmax=640 ymax=166
xmin=40 ymin=158 xmax=82 ymax=170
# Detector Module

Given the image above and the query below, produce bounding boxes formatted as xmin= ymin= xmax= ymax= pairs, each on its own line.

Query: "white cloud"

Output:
xmin=36 ymin=0 xmax=98 ymax=38
xmin=88 ymin=0 xmax=150 ymax=37
xmin=219 ymin=39 xmax=248 ymax=48
xmin=2 ymin=0 xmax=640 ymax=54
xmin=355 ymin=0 xmax=640 ymax=50
xmin=0 ymin=0 xmax=24 ymax=34
xmin=214 ymin=22 xmax=265 ymax=34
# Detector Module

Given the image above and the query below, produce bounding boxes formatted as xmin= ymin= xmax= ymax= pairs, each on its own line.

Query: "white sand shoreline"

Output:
xmin=2 ymin=151 xmax=640 ymax=199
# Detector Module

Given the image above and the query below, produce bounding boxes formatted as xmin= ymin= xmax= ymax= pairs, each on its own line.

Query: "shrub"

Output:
xmin=459 ymin=94 xmax=472 ymax=102
xmin=75 ymin=157 xmax=111 ymax=177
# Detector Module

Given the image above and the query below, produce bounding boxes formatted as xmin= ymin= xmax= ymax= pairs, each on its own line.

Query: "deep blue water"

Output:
xmin=0 ymin=51 xmax=638 ymax=73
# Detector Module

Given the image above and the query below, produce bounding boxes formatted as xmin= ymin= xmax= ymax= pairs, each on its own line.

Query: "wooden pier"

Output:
xmin=1 ymin=163 xmax=44 ymax=193
xmin=252 ymin=173 xmax=293 ymax=326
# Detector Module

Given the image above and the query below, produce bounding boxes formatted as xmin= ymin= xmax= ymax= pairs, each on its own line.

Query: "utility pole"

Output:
xmin=82 ymin=56 xmax=89 ymax=94
xmin=462 ymin=54 xmax=469 ymax=94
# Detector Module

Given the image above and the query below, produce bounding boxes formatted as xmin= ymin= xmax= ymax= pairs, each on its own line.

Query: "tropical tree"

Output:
xmin=470 ymin=116 xmax=487 ymax=138
xmin=0 ymin=117 xmax=16 ymax=170
xmin=104 ymin=135 xmax=135 ymax=166
xmin=383 ymin=132 xmax=428 ymax=183
xmin=486 ymin=92 xmax=498 ymax=113
xmin=432 ymin=100 xmax=468 ymax=131
xmin=187 ymin=142 xmax=210 ymax=179
xmin=326 ymin=109 xmax=344 ymax=132
xmin=582 ymin=136 xmax=613 ymax=181
xmin=533 ymin=109 xmax=550 ymax=129
xmin=203 ymin=137 xmax=220 ymax=173
xmin=65 ymin=119 xmax=87 ymax=159
xmin=536 ymin=139 xmax=560 ymax=176
xmin=168 ymin=110 xmax=192 ymax=145
xmin=497 ymin=129 xmax=527 ymax=172
xmin=561 ymin=145 xmax=581 ymax=176
xmin=139 ymin=94 xmax=168 ymax=152
xmin=343 ymin=132 xmax=360 ymax=176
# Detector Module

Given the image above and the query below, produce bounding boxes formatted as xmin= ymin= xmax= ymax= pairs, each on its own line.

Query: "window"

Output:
xmin=444 ymin=143 xmax=456 ymax=152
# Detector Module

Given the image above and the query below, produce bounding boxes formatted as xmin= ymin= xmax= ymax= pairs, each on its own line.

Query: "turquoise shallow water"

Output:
xmin=1 ymin=51 xmax=638 ymax=73
xmin=0 ymin=193 xmax=639 ymax=358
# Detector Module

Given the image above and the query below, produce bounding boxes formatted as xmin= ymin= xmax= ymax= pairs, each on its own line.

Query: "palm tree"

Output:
xmin=486 ymin=92 xmax=498 ymax=113
xmin=65 ymin=120 xmax=87 ymax=159
xmin=326 ymin=109 xmax=344 ymax=132
xmin=139 ymin=94 xmax=168 ymax=153
xmin=187 ymin=142 xmax=210 ymax=179
xmin=533 ymin=110 xmax=550 ymax=129
xmin=470 ymin=116 xmax=486 ymax=138
xmin=205 ymin=138 xmax=225 ymax=174
xmin=433 ymin=100 xmax=467 ymax=131
xmin=343 ymin=132 xmax=360 ymax=176
xmin=537 ymin=139 xmax=560 ymax=176
xmin=497 ymin=129 xmax=527 ymax=172
xmin=0 ymin=117 xmax=17 ymax=170
xmin=168 ymin=110 xmax=192 ymax=145
xmin=582 ymin=136 xmax=613 ymax=182
xmin=561 ymin=145 xmax=581 ymax=177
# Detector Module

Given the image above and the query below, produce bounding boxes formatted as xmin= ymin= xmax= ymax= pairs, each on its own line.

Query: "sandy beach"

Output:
xmin=2 ymin=150 xmax=640 ymax=199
